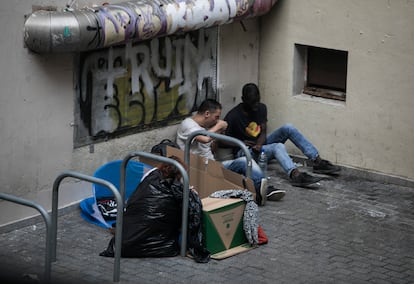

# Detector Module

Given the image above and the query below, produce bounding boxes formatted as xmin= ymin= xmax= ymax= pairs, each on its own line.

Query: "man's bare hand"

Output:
xmin=244 ymin=140 xmax=256 ymax=147
xmin=216 ymin=120 xmax=228 ymax=131
xmin=252 ymin=144 xmax=262 ymax=153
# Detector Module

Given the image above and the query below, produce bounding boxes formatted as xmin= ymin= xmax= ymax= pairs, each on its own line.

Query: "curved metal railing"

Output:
xmin=51 ymin=171 xmax=123 ymax=282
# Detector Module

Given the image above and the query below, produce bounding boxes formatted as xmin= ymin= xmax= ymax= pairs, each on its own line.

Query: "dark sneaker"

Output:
xmin=266 ymin=186 xmax=286 ymax=201
xmin=313 ymin=159 xmax=341 ymax=174
xmin=259 ymin=178 xmax=268 ymax=206
xmin=290 ymin=172 xmax=323 ymax=187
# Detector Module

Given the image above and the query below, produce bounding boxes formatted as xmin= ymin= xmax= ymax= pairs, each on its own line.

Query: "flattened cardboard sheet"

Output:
xmin=141 ymin=146 xmax=255 ymax=198
xmin=210 ymin=243 xmax=254 ymax=260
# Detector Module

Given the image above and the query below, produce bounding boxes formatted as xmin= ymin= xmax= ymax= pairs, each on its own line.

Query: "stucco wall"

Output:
xmin=218 ymin=19 xmax=260 ymax=115
xmin=260 ymin=0 xmax=414 ymax=180
xmin=0 ymin=1 xmax=259 ymax=226
xmin=1 ymin=1 xmax=77 ymax=225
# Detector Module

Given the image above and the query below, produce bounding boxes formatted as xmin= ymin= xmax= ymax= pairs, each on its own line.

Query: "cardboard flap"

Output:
xmin=202 ymin=197 xmax=244 ymax=211
xmin=142 ymin=146 xmax=255 ymax=199
xmin=222 ymin=167 xmax=255 ymax=191
xmin=205 ymin=159 xmax=225 ymax=177
xmin=167 ymin=146 xmax=209 ymax=170
xmin=210 ymin=244 xmax=254 ymax=260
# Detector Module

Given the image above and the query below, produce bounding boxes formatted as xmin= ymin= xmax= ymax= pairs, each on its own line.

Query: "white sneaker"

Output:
xmin=259 ymin=178 xmax=268 ymax=206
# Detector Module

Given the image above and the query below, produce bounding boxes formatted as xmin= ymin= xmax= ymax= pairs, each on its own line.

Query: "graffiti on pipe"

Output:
xmin=75 ymin=27 xmax=217 ymax=146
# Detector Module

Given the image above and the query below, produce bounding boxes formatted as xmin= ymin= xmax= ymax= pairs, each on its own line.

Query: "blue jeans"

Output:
xmin=237 ymin=123 xmax=319 ymax=177
xmin=222 ymin=157 xmax=264 ymax=195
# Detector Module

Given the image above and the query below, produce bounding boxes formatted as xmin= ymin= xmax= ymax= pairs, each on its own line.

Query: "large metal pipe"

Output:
xmin=24 ymin=0 xmax=277 ymax=53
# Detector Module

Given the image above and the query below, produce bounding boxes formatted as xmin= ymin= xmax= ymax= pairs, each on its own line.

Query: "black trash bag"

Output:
xmin=100 ymin=169 xmax=210 ymax=262
xmin=121 ymin=170 xmax=182 ymax=257
xmin=186 ymin=190 xmax=210 ymax=263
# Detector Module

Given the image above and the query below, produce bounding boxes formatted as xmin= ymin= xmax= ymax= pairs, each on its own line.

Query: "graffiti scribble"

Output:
xmin=76 ymin=27 xmax=217 ymax=144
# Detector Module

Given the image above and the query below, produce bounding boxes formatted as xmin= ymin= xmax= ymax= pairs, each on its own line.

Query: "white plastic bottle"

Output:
xmin=258 ymin=148 xmax=268 ymax=178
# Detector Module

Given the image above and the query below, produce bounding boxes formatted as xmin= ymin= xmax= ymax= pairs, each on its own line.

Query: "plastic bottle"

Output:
xmin=258 ymin=148 xmax=268 ymax=178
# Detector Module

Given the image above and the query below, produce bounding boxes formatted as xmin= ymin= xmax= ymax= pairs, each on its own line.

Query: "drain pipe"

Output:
xmin=24 ymin=0 xmax=277 ymax=53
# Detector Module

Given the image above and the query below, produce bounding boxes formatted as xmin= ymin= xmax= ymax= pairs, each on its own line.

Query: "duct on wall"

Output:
xmin=23 ymin=0 xmax=277 ymax=53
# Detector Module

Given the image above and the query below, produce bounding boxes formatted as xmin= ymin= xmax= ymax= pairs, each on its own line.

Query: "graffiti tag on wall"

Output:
xmin=75 ymin=27 xmax=217 ymax=146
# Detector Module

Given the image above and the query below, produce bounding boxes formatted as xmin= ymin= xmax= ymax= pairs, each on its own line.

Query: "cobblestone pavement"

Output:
xmin=1 ymin=164 xmax=413 ymax=284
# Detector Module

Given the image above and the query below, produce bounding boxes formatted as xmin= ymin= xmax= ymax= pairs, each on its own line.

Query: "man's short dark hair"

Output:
xmin=197 ymin=99 xmax=222 ymax=114
xmin=242 ymin=83 xmax=260 ymax=103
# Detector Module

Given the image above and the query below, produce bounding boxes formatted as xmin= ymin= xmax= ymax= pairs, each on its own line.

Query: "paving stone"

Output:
xmin=1 ymin=166 xmax=413 ymax=283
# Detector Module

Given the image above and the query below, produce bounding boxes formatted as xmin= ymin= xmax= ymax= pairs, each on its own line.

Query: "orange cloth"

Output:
xmin=258 ymin=225 xmax=268 ymax=245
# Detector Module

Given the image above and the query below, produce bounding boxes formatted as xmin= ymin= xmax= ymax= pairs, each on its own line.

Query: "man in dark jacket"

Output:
xmin=224 ymin=83 xmax=340 ymax=187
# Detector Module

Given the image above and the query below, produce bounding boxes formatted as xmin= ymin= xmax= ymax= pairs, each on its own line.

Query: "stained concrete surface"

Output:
xmin=1 ymin=163 xmax=413 ymax=283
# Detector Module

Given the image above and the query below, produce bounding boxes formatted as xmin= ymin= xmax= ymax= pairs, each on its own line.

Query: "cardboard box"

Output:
xmin=202 ymin=197 xmax=253 ymax=259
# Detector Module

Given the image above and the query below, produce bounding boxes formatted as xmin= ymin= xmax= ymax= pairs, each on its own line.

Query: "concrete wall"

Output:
xmin=260 ymin=0 xmax=414 ymax=181
xmin=1 ymin=0 xmax=77 ymax=225
xmin=218 ymin=19 xmax=260 ymax=115
xmin=0 ymin=1 xmax=259 ymax=225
